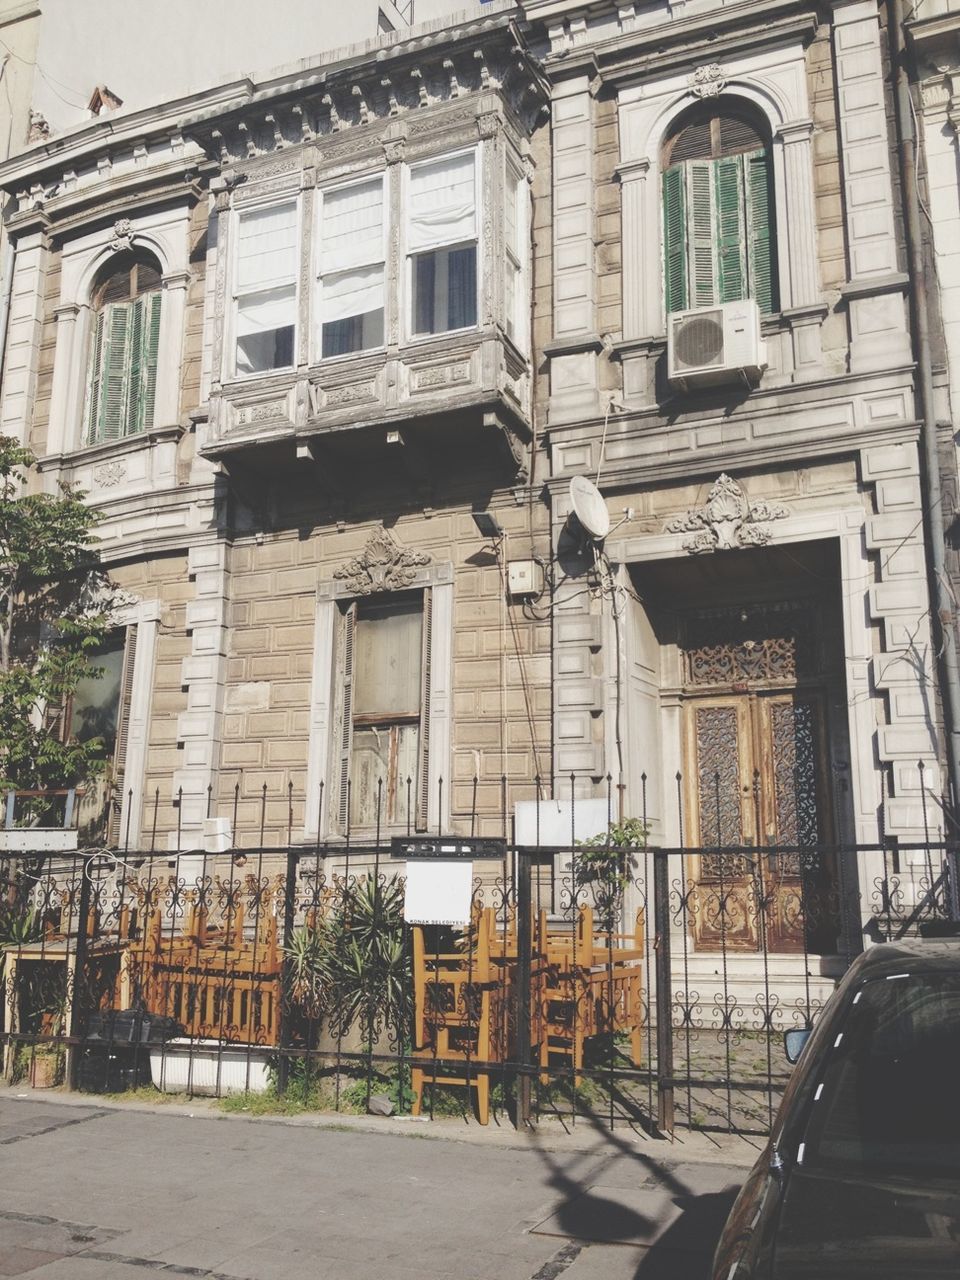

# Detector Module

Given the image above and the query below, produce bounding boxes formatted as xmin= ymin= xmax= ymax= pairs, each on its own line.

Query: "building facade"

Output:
xmin=0 ymin=0 xmax=955 ymax=969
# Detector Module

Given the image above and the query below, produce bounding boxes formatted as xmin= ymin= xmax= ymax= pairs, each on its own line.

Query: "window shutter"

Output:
xmin=125 ymin=297 xmax=144 ymax=438
xmin=138 ymin=292 xmax=162 ymax=432
xmin=109 ymin=625 xmax=138 ymax=847
xmin=746 ymin=150 xmax=775 ymax=315
xmin=687 ymin=161 xmax=716 ymax=308
xmin=662 ymin=166 xmax=687 ymax=314
xmin=84 ymin=310 xmax=107 ymax=445
xmin=417 ymin=588 xmax=432 ymax=833
xmin=337 ymin=604 xmax=356 ymax=832
xmin=714 ymin=156 xmax=746 ymax=304
xmin=98 ymin=302 xmax=131 ymax=441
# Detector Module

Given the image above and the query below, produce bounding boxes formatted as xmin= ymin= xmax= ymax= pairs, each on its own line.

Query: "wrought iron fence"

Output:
xmin=1 ymin=777 xmax=957 ymax=1137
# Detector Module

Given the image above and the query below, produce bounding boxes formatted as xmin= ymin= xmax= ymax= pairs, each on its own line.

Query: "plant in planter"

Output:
xmin=575 ymin=817 xmax=648 ymax=930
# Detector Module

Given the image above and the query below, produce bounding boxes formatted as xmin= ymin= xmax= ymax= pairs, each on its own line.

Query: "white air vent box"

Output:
xmin=667 ymin=298 xmax=766 ymax=391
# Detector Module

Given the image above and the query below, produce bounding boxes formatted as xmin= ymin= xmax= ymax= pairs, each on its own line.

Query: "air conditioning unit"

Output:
xmin=667 ymin=298 xmax=766 ymax=391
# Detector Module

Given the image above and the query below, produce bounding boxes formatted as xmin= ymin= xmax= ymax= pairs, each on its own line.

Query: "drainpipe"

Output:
xmin=889 ymin=0 xmax=960 ymax=825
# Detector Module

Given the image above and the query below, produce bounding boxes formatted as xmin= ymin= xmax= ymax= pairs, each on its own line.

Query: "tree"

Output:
xmin=0 ymin=435 xmax=113 ymax=821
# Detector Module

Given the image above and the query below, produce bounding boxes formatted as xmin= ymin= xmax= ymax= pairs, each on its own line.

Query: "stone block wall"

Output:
xmin=213 ymin=492 xmax=552 ymax=844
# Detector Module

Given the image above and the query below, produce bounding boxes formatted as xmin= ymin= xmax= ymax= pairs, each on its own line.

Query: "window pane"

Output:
xmin=71 ymin=634 xmax=126 ymax=757
xmin=322 ymin=309 xmax=384 ymax=357
xmin=353 ymin=598 xmax=423 ymax=717
xmin=408 ymin=152 xmax=476 ymax=251
xmin=349 ymin=724 xmax=419 ymax=826
xmin=236 ymin=284 xmax=296 ymax=373
xmin=237 ymin=204 xmax=297 ymax=291
xmin=411 ymin=245 xmax=476 ymax=335
xmin=448 ymin=246 xmax=477 ymax=330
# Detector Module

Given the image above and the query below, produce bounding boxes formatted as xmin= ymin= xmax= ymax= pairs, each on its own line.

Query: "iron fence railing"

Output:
xmin=1 ymin=825 xmax=956 ymax=1136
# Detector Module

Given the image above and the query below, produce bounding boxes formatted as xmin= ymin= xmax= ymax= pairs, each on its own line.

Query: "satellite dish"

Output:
xmin=569 ymin=474 xmax=611 ymax=541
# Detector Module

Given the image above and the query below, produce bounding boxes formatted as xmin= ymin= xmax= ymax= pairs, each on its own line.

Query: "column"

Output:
xmin=156 ymin=269 xmax=190 ymax=430
xmin=831 ymin=0 xmax=911 ymax=372
xmin=777 ymin=119 xmax=828 ymax=377
xmin=547 ymin=73 xmax=601 ymax=425
xmin=46 ymin=301 xmax=81 ymax=456
xmin=0 ymin=228 xmax=48 ymax=448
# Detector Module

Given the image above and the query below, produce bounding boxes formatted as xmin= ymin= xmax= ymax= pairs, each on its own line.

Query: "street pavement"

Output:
xmin=0 ymin=1092 xmax=754 ymax=1279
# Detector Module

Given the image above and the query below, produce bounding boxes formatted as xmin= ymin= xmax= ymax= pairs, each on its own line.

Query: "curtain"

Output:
xmin=322 ymin=264 xmax=384 ymax=323
xmin=447 ymin=246 xmax=476 ymax=331
xmin=321 ymin=179 xmax=383 ymax=271
xmin=236 ymin=284 xmax=296 ymax=336
xmin=407 ymin=152 xmax=476 ymax=251
xmin=237 ymin=203 xmax=297 ymax=292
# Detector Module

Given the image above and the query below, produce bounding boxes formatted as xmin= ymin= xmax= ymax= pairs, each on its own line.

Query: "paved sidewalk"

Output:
xmin=0 ymin=1091 xmax=755 ymax=1279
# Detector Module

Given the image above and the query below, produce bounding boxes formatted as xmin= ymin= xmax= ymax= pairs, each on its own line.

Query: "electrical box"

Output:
xmin=507 ymin=559 xmax=543 ymax=598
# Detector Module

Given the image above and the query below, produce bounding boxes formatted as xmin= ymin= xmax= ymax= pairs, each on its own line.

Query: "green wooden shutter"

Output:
xmin=662 ymin=165 xmax=687 ymax=314
xmin=84 ymin=310 xmax=106 ymax=445
xmin=746 ymin=150 xmax=775 ymax=315
xmin=715 ymin=155 xmax=746 ymax=304
xmin=125 ymin=298 xmax=144 ymax=438
xmin=687 ymin=161 xmax=717 ymax=308
xmin=130 ymin=292 xmax=162 ymax=434
xmin=98 ymin=302 xmax=132 ymax=441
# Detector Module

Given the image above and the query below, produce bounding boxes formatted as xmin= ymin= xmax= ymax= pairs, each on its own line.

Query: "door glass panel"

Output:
xmin=771 ymin=698 xmax=820 ymax=856
xmin=694 ymin=705 xmax=744 ymax=855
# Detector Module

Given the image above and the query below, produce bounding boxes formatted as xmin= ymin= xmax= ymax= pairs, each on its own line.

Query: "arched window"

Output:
xmin=84 ymin=251 xmax=162 ymax=444
xmin=661 ymin=103 xmax=777 ymax=316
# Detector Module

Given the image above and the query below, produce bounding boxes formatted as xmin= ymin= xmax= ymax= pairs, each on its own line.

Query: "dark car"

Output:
xmin=712 ymin=938 xmax=960 ymax=1279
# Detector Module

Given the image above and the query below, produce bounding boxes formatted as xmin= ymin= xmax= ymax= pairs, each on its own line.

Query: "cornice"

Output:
xmin=532 ymin=0 xmax=818 ymax=87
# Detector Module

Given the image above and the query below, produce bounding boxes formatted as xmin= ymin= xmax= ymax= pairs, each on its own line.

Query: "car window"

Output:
xmin=801 ymin=972 xmax=960 ymax=1174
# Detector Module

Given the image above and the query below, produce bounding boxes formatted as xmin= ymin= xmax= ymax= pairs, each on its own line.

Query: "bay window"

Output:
xmin=234 ymin=202 xmax=298 ymax=375
xmin=318 ymin=177 xmax=385 ymax=357
xmin=407 ymin=151 xmax=478 ymax=336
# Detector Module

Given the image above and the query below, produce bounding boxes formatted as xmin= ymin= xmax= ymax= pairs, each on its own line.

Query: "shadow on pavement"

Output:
xmin=633 ymin=1187 xmax=739 ymax=1279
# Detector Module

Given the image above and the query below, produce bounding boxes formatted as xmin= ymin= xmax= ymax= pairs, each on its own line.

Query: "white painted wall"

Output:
xmin=29 ymin=0 xmax=483 ymax=139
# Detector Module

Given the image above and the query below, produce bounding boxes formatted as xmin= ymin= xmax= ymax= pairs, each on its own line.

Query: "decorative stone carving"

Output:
xmin=109 ymin=218 xmax=136 ymax=252
xmin=688 ymin=64 xmax=726 ymax=99
xmin=334 ymin=525 xmax=431 ymax=595
xmin=665 ymin=473 xmax=788 ymax=553
xmin=74 ymin=571 xmax=139 ymax=620
xmin=27 ymin=111 xmax=50 ymax=144
xmin=93 ymin=460 xmax=127 ymax=488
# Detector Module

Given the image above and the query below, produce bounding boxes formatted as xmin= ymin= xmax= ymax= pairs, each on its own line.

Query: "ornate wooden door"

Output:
xmin=682 ymin=601 xmax=836 ymax=954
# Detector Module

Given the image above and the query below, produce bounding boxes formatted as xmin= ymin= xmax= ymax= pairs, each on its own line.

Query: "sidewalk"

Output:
xmin=1 ymin=1088 xmax=756 ymax=1279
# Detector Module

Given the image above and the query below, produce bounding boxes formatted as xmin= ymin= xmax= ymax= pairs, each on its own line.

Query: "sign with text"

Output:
xmin=403 ymin=859 xmax=474 ymax=926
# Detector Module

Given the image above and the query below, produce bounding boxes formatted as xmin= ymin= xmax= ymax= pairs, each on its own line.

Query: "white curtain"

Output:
xmin=407 ymin=152 xmax=476 ymax=252
xmin=237 ymin=203 xmax=298 ymax=292
xmin=322 ymin=265 xmax=384 ymax=322
xmin=236 ymin=284 xmax=296 ymax=336
xmin=321 ymin=179 xmax=384 ymax=272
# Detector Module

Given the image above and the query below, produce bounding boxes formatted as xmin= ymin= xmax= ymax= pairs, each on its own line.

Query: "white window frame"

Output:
xmin=229 ymin=197 xmax=301 ymax=379
xmin=315 ymin=173 xmax=387 ymax=362
xmin=503 ymin=157 xmax=528 ymax=352
xmin=404 ymin=146 xmax=481 ymax=343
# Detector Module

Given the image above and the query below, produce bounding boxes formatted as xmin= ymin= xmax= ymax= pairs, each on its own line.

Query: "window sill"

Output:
xmin=36 ymin=422 xmax=185 ymax=470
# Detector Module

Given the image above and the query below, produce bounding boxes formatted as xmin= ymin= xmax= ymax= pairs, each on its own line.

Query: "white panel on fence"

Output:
xmin=514 ymin=798 xmax=608 ymax=846
xmin=403 ymin=860 xmax=473 ymax=926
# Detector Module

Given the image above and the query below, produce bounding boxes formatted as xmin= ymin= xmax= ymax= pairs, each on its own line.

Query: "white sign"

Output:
xmin=403 ymin=860 xmax=474 ymax=926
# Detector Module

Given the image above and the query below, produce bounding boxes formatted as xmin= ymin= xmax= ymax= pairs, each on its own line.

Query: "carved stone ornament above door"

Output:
xmin=333 ymin=525 xmax=431 ymax=595
xmin=665 ymin=473 xmax=788 ymax=554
